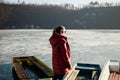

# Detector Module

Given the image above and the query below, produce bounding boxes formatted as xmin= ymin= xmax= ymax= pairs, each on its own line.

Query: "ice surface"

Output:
xmin=0 ymin=29 xmax=120 ymax=80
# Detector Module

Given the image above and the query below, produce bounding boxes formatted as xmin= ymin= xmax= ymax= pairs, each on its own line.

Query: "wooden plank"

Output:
xmin=115 ymin=73 xmax=119 ymax=80
xmin=92 ymin=71 xmax=97 ymax=79
xmin=14 ymin=63 xmax=29 ymax=79
xmin=76 ymin=63 xmax=100 ymax=71
xmin=112 ymin=72 xmax=116 ymax=80
xmin=67 ymin=69 xmax=79 ymax=80
xmin=28 ymin=57 xmax=53 ymax=77
xmin=64 ymin=64 xmax=79 ymax=80
xmin=13 ymin=56 xmax=54 ymax=79
xmin=118 ymin=73 xmax=120 ymax=80
xmin=28 ymin=56 xmax=36 ymax=61
xmin=109 ymin=72 xmax=113 ymax=80
xmin=109 ymin=72 xmax=120 ymax=80
xmin=114 ymin=72 xmax=120 ymax=80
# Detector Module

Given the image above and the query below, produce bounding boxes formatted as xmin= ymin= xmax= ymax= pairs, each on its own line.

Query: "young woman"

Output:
xmin=49 ymin=25 xmax=72 ymax=80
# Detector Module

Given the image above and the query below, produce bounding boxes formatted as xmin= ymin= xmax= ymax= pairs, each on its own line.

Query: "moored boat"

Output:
xmin=99 ymin=60 xmax=120 ymax=80
xmin=12 ymin=56 xmax=54 ymax=80
xmin=12 ymin=56 xmax=101 ymax=80
xmin=64 ymin=63 xmax=101 ymax=80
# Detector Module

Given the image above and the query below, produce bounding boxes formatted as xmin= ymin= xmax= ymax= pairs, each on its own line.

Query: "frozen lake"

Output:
xmin=0 ymin=29 xmax=120 ymax=80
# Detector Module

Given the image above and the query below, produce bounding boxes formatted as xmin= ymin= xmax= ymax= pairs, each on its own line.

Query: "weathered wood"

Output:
xmin=99 ymin=60 xmax=120 ymax=80
xmin=14 ymin=63 xmax=29 ymax=79
xmin=32 ymin=61 xmax=53 ymax=77
xmin=67 ymin=69 xmax=79 ymax=80
xmin=28 ymin=57 xmax=53 ymax=77
xmin=109 ymin=72 xmax=120 ymax=80
xmin=64 ymin=64 xmax=79 ymax=80
xmin=13 ymin=56 xmax=53 ymax=80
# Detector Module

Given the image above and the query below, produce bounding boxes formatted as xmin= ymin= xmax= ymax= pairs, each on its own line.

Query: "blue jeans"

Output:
xmin=53 ymin=74 xmax=65 ymax=80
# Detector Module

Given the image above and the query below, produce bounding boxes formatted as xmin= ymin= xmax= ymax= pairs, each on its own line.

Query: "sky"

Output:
xmin=4 ymin=0 xmax=120 ymax=6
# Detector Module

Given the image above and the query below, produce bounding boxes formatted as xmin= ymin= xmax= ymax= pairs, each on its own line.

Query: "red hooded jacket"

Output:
xmin=49 ymin=34 xmax=72 ymax=75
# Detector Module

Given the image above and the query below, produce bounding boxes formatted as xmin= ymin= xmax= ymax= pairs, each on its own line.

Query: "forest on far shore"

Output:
xmin=0 ymin=1 xmax=120 ymax=29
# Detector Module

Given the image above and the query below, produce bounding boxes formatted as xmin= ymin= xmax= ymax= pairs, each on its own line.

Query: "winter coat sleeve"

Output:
xmin=59 ymin=39 xmax=72 ymax=69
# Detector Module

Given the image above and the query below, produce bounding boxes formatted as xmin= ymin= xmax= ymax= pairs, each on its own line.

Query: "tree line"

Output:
xmin=0 ymin=2 xmax=120 ymax=29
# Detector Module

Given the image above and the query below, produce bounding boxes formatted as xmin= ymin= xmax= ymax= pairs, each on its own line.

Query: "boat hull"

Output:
xmin=99 ymin=60 xmax=120 ymax=80
xmin=12 ymin=56 xmax=54 ymax=80
xmin=64 ymin=63 xmax=101 ymax=80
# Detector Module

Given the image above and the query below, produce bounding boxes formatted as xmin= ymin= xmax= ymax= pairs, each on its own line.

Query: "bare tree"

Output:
xmin=94 ymin=1 xmax=99 ymax=7
xmin=89 ymin=1 xmax=99 ymax=7
xmin=89 ymin=1 xmax=94 ymax=7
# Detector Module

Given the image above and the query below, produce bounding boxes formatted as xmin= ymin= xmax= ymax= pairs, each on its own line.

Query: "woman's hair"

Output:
xmin=52 ymin=25 xmax=65 ymax=36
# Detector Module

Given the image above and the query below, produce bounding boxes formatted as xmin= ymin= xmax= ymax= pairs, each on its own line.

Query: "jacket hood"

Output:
xmin=49 ymin=34 xmax=67 ymax=47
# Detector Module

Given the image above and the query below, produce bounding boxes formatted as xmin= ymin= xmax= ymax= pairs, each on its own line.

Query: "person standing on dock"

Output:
xmin=49 ymin=25 xmax=72 ymax=80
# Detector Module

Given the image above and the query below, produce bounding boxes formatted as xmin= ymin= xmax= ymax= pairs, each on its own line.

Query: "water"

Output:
xmin=0 ymin=29 xmax=120 ymax=80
